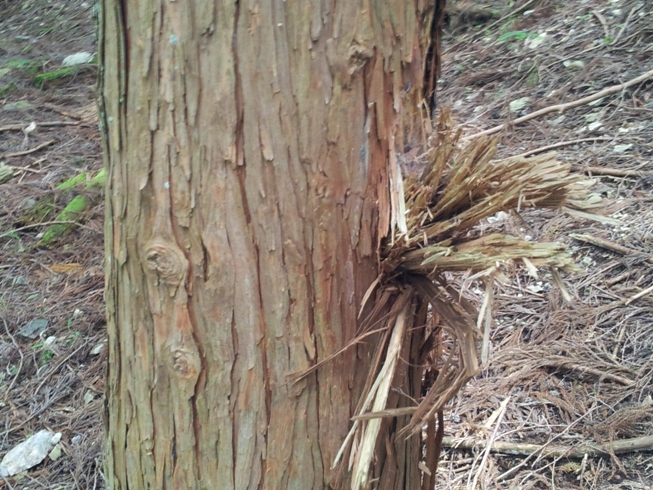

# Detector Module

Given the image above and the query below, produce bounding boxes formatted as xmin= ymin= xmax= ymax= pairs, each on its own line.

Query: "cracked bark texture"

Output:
xmin=101 ymin=0 xmax=441 ymax=488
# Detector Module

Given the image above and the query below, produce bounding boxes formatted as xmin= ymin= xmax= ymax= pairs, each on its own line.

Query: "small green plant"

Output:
xmin=2 ymin=230 xmax=20 ymax=240
xmin=497 ymin=31 xmax=539 ymax=43
xmin=33 ymin=342 xmax=55 ymax=365
xmin=40 ymin=350 xmax=54 ymax=364
xmin=0 ymin=82 xmax=17 ymax=96
xmin=33 ymin=66 xmax=79 ymax=88
xmin=66 ymin=331 xmax=81 ymax=344
xmin=6 ymin=59 xmax=41 ymax=75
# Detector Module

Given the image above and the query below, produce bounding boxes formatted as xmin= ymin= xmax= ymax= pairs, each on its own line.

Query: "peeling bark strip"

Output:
xmin=101 ymin=1 xmax=439 ymax=488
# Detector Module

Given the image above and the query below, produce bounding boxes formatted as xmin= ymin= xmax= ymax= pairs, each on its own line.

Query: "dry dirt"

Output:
xmin=0 ymin=0 xmax=652 ymax=489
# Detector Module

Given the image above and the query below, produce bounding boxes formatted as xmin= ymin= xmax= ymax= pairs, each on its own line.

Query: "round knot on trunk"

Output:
xmin=143 ymin=239 xmax=188 ymax=288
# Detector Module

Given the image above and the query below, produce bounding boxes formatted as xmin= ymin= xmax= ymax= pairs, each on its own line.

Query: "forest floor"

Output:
xmin=0 ymin=0 xmax=651 ymax=488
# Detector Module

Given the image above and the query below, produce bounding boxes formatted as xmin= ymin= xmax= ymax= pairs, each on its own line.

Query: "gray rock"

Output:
xmin=18 ymin=319 xmax=48 ymax=339
xmin=62 ymin=52 xmax=92 ymax=66
xmin=0 ymin=430 xmax=62 ymax=477
xmin=2 ymin=101 xmax=33 ymax=112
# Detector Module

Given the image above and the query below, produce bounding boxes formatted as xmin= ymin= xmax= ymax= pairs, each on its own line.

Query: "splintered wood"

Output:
xmin=340 ymin=110 xmax=606 ymax=489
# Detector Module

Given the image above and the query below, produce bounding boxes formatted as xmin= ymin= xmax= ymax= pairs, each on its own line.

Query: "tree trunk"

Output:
xmin=100 ymin=1 xmax=442 ymax=488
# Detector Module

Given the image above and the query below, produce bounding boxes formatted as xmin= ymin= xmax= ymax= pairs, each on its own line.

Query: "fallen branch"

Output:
xmin=541 ymin=358 xmax=634 ymax=386
xmin=606 ymin=269 xmax=637 ymax=287
xmin=464 ymin=68 xmax=653 ymax=140
xmin=0 ymin=121 xmax=78 ymax=132
xmin=625 ymin=284 xmax=653 ymax=306
xmin=442 ymin=434 xmax=653 ymax=459
xmin=511 ymin=137 xmax=611 ymax=159
xmin=612 ymin=5 xmax=640 ymax=46
xmin=576 ymin=166 xmax=653 ymax=178
xmin=571 ymin=233 xmax=653 ymax=264
xmin=2 ymin=139 xmax=55 ymax=158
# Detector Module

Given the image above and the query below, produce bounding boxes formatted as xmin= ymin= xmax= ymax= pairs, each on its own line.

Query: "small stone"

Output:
xmin=48 ymin=444 xmax=62 ymax=461
xmin=549 ymin=115 xmax=566 ymax=126
xmin=70 ymin=435 xmax=82 ymax=445
xmin=509 ymin=97 xmax=530 ymax=112
xmin=587 ymin=121 xmax=603 ymax=131
xmin=588 ymin=97 xmax=605 ymax=106
xmin=18 ymin=319 xmax=48 ymax=339
xmin=90 ymin=342 xmax=105 ymax=355
xmin=19 ymin=198 xmax=36 ymax=210
xmin=563 ymin=60 xmax=585 ymax=69
xmin=525 ymin=33 xmax=546 ymax=49
xmin=613 ymin=144 xmax=632 ymax=153
xmin=84 ymin=390 xmax=95 ymax=405
xmin=43 ymin=336 xmax=57 ymax=349
xmin=62 ymin=52 xmax=93 ymax=66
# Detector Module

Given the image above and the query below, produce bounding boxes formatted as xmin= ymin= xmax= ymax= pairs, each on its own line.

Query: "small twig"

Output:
xmin=443 ymin=434 xmax=653 ymax=459
xmin=511 ymin=137 xmax=611 ymax=159
xmin=34 ymin=342 xmax=87 ymax=396
xmin=606 ymin=269 xmax=637 ymax=287
xmin=625 ymin=284 xmax=653 ymax=306
xmin=41 ymin=103 xmax=84 ymax=120
xmin=570 ymin=233 xmax=653 ymax=264
xmin=470 ymin=397 xmax=509 ymax=489
xmin=1 ymin=389 xmax=70 ymax=437
xmin=5 ymin=165 xmax=43 ymax=174
xmin=443 ymin=0 xmax=537 ymax=59
xmin=0 ymin=121 xmax=78 ymax=132
xmin=592 ymin=10 xmax=611 ymax=40
xmin=0 ymin=221 xmax=97 ymax=239
xmin=464 ymin=68 xmax=653 ymax=140
xmin=0 ymin=475 xmax=15 ymax=490
xmin=542 ymin=358 xmax=634 ymax=386
xmin=1 ymin=317 xmax=24 ymax=404
xmin=463 ymin=0 xmax=537 ymax=46
xmin=576 ymin=166 xmax=653 ymax=178
xmin=612 ymin=5 xmax=640 ymax=46
xmin=2 ymin=139 xmax=55 ymax=158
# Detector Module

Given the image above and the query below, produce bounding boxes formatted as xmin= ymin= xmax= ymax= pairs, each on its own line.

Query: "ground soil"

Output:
xmin=0 ymin=0 xmax=651 ymax=489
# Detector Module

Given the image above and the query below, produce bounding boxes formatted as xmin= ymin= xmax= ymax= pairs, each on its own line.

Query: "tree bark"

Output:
xmin=100 ymin=1 xmax=442 ymax=488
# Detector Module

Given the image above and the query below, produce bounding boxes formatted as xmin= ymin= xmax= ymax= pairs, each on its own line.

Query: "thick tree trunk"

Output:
xmin=101 ymin=1 xmax=442 ymax=488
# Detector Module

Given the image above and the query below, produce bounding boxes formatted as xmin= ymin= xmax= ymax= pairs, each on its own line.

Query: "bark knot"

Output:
xmin=170 ymin=347 xmax=200 ymax=379
xmin=347 ymin=42 xmax=373 ymax=75
xmin=143 ymin=239 xmax=189 ymax=288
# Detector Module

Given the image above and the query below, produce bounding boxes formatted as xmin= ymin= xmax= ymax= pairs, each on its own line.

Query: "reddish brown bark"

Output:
xmin=101 ymin=0 xmax=444 ymax=488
